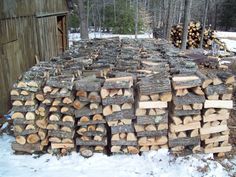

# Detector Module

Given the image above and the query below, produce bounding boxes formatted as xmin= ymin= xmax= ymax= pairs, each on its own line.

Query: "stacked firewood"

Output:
xmin=199 ymin=71 xmax=234 ymax=156
xmin=11 ymin=69 xmax=46 ymax=153
xmin=169 ymin=73 xmax=205 ymax=153
xmin=74 ymin=77 xmax=107 ymax=157
xmin=102 ymin=76 xmax=138 ymax=154
xmin=43 ymin=74 xmax=76 ymax=154
xmin=170 ymin=21 xmax=225 ymax=50
xmin=135 ymin=74 xmax=172 ymax=152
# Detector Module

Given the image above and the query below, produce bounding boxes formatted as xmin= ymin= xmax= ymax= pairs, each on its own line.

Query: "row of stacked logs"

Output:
xmin=198 ymin=71 xmax=234 ymax=156
xmin=74 ymin=77 xmax=107 ymax=157
xmin=11 ymin=69 xmax=46 ymax=153
xmin=169 ymin=73 xmax=205 ymax=153
xmin=135 ymin=73 xmax=172 ymax=152
xmin=170 ymin=21 xmax=226 ymax=50
xmin=10 ymin=38 xmax=235 ymax=157
xmin=43 ymin=75 xmax=75 ymax=155
xmin=102 ymin=77 xmax=138 ymax=154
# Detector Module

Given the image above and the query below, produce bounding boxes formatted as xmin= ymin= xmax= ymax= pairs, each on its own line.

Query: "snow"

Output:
xmin=215 ymin=31 xmax=236 ymax=53
xmin=69 ymin=32 xmax=153 ymax=47
xmin=215 ymin=31 xmax=236 ymax=39
xmin=0 ymin=134 xmax=235 ymax=177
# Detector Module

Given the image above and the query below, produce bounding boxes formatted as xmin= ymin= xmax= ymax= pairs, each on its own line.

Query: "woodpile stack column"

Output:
xmin=169 ymin=73 xmax=205 ymax=153
xmin=102 ymin=76 xmax=138 ymax=154
xmin=74 ymin=77 xmax=107 ymax=157
xmin=199 ymin=71 xmax=234 ymax=157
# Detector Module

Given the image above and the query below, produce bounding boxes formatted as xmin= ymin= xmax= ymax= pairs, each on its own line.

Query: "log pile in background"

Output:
xmin=11 ymin=68 xmax=46 ymax=153
xmin=199 ymin=71 xmax=234 ymax=156
xmin=43 ymin=74 xmax=76 ymax=155
xmin=169 ymin=73 xmax=205 ymax=154
xmin=135 ymin=73 xmax=172 ymax=152
xmin=102 ymin=77 xmax=138 ymax=154
xmin=74 ymin=77 xmax=107 ymax=158
xmin=170 ymin=21 xmax=226 ymax=50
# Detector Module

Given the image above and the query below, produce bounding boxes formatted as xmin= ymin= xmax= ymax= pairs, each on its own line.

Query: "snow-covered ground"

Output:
xmin=215 ymin=31 xmax=236 ymax=39
xmin=69 ymin=32 xmax=152 ymax=47
xmin=69 ymin=31 xmax=236 ymax=53
xmin=0 ymin=134 xmax=235 ymax=177
xmin=215 ymin=31 xmax=236 ymax=53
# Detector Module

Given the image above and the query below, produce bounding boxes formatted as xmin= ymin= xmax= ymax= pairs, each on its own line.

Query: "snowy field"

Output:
xmin=69 ymin=31 xmax=236 ymax=53
xmin=69 ymin=32 xmax=152 ymax=46
xmin=0 ymin=134 xmax=236 ymax=177
xmin=216 ymin=31 xmax=236 ymax=53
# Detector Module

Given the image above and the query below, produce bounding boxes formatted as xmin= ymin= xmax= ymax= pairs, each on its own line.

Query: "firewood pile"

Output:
xmin=169 ymin=73 xmax=205 ymax=153
xmin=9 ymin=38 xmax=235 ymax=157
xmin=102 ymin=77 xmax=138 ymax=154
xmin=11 ymin=67 xmax=46 ymax=153
xmin=199 ymin=71 xmax=234 ymax=156
xmin=171 ymin=21 xmax=226 ymax=50
xmin=74 ymin=77 xmax=107 ymax=157
xmin=43 ymin=74 xmax=76 ymax=155
xmin=135 ymin=73 xmax=172 ymax=152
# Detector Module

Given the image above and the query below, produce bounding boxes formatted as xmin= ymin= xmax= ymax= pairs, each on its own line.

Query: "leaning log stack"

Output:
xmin=169 ymin=73 xmax=205 ymax=154
xmin=43 ymin=75 xmax=75 ymax=155
xmin=102 ymin=76 xmax=138 ymax=154
xmin=74 ymin=77 xmax=107 ymax=157
xmin=199 ymin=71 xmax=234 ymax=156
xmin=170 ymin=21 xmax=226 ymax=50
xmin=135 ymin=74 xmax=172 ymax=152
xmin=11 ymin=69 xmax=45 ymax=153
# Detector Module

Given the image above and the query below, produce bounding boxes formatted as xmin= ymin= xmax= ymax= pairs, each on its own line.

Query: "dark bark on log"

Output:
xmin=12 ymin=105 xmax=37 ymax=112
xmin=48 ymin=130 xmax=74 ymax=139
xmin=78 ymin=130 xmax=107 ymax=136
xmin=111 ymin=125 xmax=135 ymax=134
xmin=172 ymin=110 xmax=201 ymax=116
xmin=103 ymin=80 xmax=132 ymax=89
xmin=75 ymin=106 xmax=103 ymax=118
xmin=136 ymin=129 xmax=168 ymax=137
xmin=137 ymin=78 xmax=171 ymax=95
xmin=105 ymin=110 xmax=135 ymax=121
xmin=13 ymin=119 xmax=34 ymax=125
xmin=111 ymin=140 xmax=137 ymax=146
xmin=76 ymin=138 xmax=107 ymax=146
xmin=77 ymin=120 xmax=106 ymax=126
xmin=102 ymin=96 xmax=134 ymax=106
xmin=173 ymin=93 xmax=205 ymax=105
xmin=48 ymin=120 xmax=74 ymax=128
xmin=14 ymin=129 xmax=39 ymax=136
xmin=205 ymin=84 xmax=230 ymax=96
xmin=12 ymin=142 xmax=43 ymax=153
xmin=11 ymin=94 xmax=35 ymax=101
xmin=136 ymin=113 xmax=168 ymax=125
xmin=169 ymin=136 xmax=200 ymax=147
xmin=75 ymin=80 xmax=102 ymax=91
xmin=46 ymin=75 xmax=74 ymax=90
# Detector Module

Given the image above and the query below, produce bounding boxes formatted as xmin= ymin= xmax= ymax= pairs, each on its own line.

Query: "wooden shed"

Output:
xmin=0 ymin=0 xmax=73 ymax=114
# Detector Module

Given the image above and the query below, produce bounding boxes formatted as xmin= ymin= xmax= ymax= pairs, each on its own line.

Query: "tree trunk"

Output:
xmin=153 ymin=0 xmax=157 ymax=28
xmin=135 ymin=0 xmax=139 ymax=39
xmin=157 ymin=0 xmax=162 ymax=28
xmin=114 ymin=0 xmax=117 ymax=23
xmin=200 ymin=0 xmax=209 ymax=49
xmin=166 ymin=0 xmax=174 ymax=41
xmin=78 ymin=0 xmax=89 ymax=39
xmin=181 ymin=0 xmax=192 ymax=50
xmin=178 ymin=0 xmax=183 ymax=24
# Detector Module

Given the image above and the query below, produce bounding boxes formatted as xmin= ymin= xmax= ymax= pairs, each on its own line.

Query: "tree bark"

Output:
xmin=135 ymin=0 xmax=139 ymax=39
xmin=166 ymin=0 xmax=174 ymax=41
xmin=200 ymin=0 xmax=209 ymax=48
xmin=181 ymin=0 xmax=192 ymax=50
xmin=78 ymin=0 xmax=89 ymax=39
